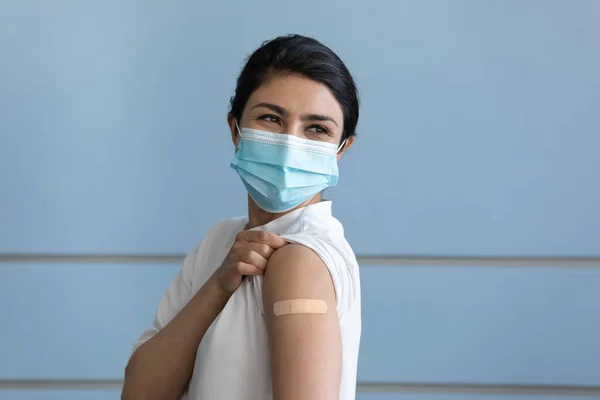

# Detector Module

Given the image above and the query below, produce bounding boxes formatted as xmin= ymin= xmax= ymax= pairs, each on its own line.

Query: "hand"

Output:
xmin=216 ymin=230 xmax=288 ymax=293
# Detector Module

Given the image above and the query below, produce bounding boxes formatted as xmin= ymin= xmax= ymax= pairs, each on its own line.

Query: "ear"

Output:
xmin=336 ymin=136 xmax=355 ymax=161
xmin=227 ymin=113 xmax=240 ymax=151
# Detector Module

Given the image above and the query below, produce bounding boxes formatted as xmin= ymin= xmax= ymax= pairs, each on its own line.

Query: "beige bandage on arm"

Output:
xmin=273 ymin=299 xmax=328 ymax=316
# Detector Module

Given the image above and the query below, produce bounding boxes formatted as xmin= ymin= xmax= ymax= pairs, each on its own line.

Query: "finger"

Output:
xmin=244 ymin=242 xmax=274 ymax=259
xmin=265 ymin=233 xmax=288 ymax=250
xmin=239 ymin=230 xmax=287 ymax=249
xmin=235 ymin=261 xmax=263 ymax=276
xmin=242 ymin=250 xmax=268 ymax=270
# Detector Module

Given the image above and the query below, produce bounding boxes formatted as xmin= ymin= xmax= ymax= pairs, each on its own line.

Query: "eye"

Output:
xmin=307 ymin=125 xmax=331 ymax=136
xmin=258 ymin=114 xmax=281 ymax=125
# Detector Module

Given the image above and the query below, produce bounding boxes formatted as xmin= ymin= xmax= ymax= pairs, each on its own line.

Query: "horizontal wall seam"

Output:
xmin=1 ymin=380 xmax=600 ymax=395
xmin=0 ymin=254 xmax=599 ymax=267
xmin=357 ymin=382 xmax=600 ymax=395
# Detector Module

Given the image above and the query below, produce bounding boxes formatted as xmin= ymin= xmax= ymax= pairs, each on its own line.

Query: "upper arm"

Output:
xmin=262 ymin=244 xmax=342 ymax=400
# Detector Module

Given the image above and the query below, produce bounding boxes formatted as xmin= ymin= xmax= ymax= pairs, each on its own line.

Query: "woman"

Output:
xmin=122 ymin=34 xmax=361 ymax=400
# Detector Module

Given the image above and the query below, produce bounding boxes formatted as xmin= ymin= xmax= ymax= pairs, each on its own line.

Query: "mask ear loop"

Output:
xmin=235 ymin=120 xmax=242 ymax=136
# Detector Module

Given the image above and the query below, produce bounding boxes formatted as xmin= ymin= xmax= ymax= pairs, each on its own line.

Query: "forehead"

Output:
xmin=245 ymin=73 xmax=344 ymax=121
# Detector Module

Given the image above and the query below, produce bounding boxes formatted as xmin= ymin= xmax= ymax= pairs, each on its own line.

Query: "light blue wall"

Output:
xmin=2 ymin=0 xmax=599 ymax=256
xmin=1 ymin=0 xmax=599 ymax=399
xmin=2 ymin=264 xmax=600 ymax=386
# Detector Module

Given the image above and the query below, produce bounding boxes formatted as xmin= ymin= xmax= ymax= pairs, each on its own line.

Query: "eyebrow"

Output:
xmin=252 ymin=102 xmax=288 ymax=116
xmin=251 ymin=102 xmax=339 ymax=127
xmin=302 ymin=113 xmax=338 ymax=127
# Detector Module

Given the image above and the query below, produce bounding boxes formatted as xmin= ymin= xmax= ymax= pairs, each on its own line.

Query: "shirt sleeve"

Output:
xmin=132 ymin=246 xmax=199 ymax=353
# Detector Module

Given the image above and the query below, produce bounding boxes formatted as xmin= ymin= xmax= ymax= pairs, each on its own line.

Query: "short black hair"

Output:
xmin=230 ymin=34 xmax=359 ymax=143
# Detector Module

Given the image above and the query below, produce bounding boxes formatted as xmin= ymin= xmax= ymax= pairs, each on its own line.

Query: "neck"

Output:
xmin=246 ymin=194 xmax=322 ymax=229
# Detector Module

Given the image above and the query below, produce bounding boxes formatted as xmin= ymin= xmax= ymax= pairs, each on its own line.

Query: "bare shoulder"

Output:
xmin=263 ymin=244 xmax=334 ymax=300
xmin=262 ymin=245 xmax=342 ymax=399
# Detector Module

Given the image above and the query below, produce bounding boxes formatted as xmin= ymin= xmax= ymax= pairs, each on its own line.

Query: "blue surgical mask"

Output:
xmin=230 ymin=123 xmax=345 ymax=213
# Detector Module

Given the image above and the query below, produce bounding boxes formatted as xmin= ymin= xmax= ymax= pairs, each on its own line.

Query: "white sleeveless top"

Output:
xmin=133 ymin=201 xmax=362 ymax=399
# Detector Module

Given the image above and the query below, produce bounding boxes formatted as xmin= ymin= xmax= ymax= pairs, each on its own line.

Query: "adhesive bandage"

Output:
xmin=273 ymin=299 xmax=328 ymax=316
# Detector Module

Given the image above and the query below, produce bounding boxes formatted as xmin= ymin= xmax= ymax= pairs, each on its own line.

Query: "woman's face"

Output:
xmin=229 ymin=73 xmax=353 ymax=157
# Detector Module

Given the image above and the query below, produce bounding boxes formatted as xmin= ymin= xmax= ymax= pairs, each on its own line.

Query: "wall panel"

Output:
xmin=1 ymin=0 xmax=599 ymax=256
xmin=2 ymin=264 xmax=598 ymax=386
